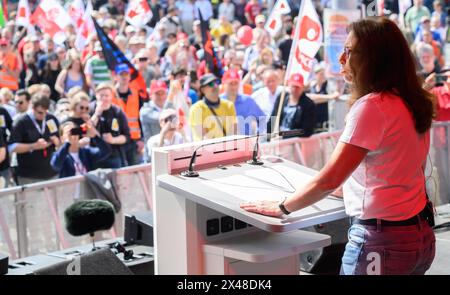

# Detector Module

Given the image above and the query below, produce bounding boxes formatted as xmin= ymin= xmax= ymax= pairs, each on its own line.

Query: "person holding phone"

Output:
xmin=50 ymin=121 xmax=111 ymax=178
xmin=146 ymin=109 xmax=184 ymax=162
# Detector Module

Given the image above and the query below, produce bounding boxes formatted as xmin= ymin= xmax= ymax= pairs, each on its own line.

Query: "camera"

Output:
xmin=70 ymin=124 xmax=87 ymax=136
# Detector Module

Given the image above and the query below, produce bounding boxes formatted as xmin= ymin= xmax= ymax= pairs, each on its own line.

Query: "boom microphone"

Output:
xmin=64 ymin=200 xmax=115 ymax=237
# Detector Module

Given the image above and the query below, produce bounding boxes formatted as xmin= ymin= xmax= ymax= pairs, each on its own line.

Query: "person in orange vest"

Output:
xmin=0 ymin=38 xmax=20 ymax=92
xmin=113 ymin=64 xmax=145 ymax=165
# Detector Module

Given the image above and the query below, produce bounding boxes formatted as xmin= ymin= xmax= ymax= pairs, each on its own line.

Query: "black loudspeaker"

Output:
xmin=124 ymin=211 xmax=153 ymax=247
xmin=0 ymin=253 xmax=8 ymax=275
xmin=33 ymin=248 xmax=133 ymax=275
xmin=299 ymin=218 xmax=350 ymax=275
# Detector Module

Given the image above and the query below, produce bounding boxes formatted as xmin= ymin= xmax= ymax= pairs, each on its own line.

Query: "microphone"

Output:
xmin=180 ymin=129 xmax=303 ymax=177
xmin=64 ymin=199 xmax=115 ymax=250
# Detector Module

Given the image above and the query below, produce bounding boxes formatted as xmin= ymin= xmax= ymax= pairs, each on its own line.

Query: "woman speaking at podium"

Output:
xmin=241 ymin=18 xmax=436 ymax=275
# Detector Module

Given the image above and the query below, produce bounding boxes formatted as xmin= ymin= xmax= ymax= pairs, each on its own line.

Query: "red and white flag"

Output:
xmin=125 ymin=0 xmax=153 ymax=28
xmin=265 ymin=0 xmax=291 ymax=37
xmin=68 ymin=0 xmax=85 ymax=28
xmin=285 ymin=0 xmax=322 ymax=83
xmin=75 ymin=0 xmax=94 ymax=51
xmin=30 ymin=0 xmax=72 ymax=45
xmin=15 ymin=0 xmax=31 ymax=27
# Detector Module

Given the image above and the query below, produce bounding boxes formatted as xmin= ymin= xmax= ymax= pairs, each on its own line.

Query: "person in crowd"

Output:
xmin=50 ymin=121 xmax=111 ymax=178
xmin=405 ymin=0 xmax=431 ymax=33
xmin=13 ymin=89 xmax=31 ymax=117
xmin=0 ymin=87 xmax=16 ymax=118
xmin=54 ymin=98 xmax=71 ymax=124
xmin=55 ymin=49 xmax=88 ymax=98
xmin=20 ymin=48 xmax=40 ymax=89
xmin=64 ymin=92 xmax=91 ymax=128
xmin=8 ymin=94 xmax=60 ymax=185
xmin=431 ymin=0 xmax=447 ymax=27
xmin=140 ymin=80 xmax=168 ymax=162
xmin=306 ymin=65 xmax=340 ymax=132
xmin=149 ymin=0 xmax=164 ymax=28
xmin=0 ymin=38 xmax=21 ymax=92
xmin=84 ymin=42 xmax=112 ymax=94
xmin=146 ymin=109 xmax=184 ymax=162
xmin=244 ymin=0 xmax=262 ymax=28
xmin=219 ymin=0 xmax=235 ymax=23
xmin=243 ymin=29 xmax=273 ymax=71
xmin=251 ymin=69 xmax=284 ymax=117
xmin=416 ymin=42 xmax=440 ymax=79
xmin=267 ymin=73 xmax=316 ymax=138
xmin=242 ymin=18 xmax=436 ymax=275
xmin=220 ymin=69 xmax=265 ymax=135
xmin=277 ymin=25 xmax=294 ymax=66
xmin=113 ymin=64 xmax=145 ymax=166
xmin=39 ymin=53 xmax=62 ymax=103
xmin=189 ymin=74 xmax=237 ymax=141
xmin=133 ymin=49 xmax=162 ymax=87
xmin=159 ymin=5 xmax=181 ymax=36
xmin=90 ymin=83 xmax=130 ymax=169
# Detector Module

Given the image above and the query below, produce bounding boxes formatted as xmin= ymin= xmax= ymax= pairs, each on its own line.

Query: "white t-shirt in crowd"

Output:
xmin=339 ymin=92 xmax=429 ymax=221
xmin=147 ymin=132 xmax=184 ymax=162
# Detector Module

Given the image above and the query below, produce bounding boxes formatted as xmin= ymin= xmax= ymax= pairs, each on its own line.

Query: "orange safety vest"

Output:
xmin=0 ymin=54 xmax=19 ymax=91
xmin=112 ymin=89 xmax=141 ymax=140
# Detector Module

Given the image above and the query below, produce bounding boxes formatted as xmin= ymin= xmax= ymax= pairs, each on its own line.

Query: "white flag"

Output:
xmin=68 ymin=0 xmax=85 ymax=28
xmin=125 ymin=0 xmax=153 ymax=28
xmin=15 ymin=0 xmax=31 ymax=27
xmin=285 ymin=0 xmax=323 ymax=83
xmin=265 ymin=0 xmax=291 ymax=37
xmin=30 ymin=0 xmax=72 ymax=45
xmin=75 ymin=0 xmax=94 ymax=51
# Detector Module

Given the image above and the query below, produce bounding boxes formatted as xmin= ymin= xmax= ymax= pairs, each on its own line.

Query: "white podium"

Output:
xmin=152 ymin=136 xmax=347 ymax=275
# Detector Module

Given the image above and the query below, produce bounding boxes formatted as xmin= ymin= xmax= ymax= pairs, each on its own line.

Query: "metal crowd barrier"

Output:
xmin=1 ymin=122 xmax=449 ymax=259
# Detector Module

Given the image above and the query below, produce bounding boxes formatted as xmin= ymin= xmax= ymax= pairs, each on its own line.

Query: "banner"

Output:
xmin=285 ymin=0 xmax=323 ymax=83
xmin=265 ymin=0 xmax=291 ymax=37
xmin=15 ymin=0 xmax=31 ymax=27
xmin=125 ymin=0 xmax=153 ymax=28
xmin=75 ymin=0 xmax=94 ymax=51
xmin=323 ymin=9 xmax=360 ymax=76
xmin=30 ymin=0 xmax=72 ymax=44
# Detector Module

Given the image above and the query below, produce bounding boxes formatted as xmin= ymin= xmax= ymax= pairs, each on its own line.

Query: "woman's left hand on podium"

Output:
xmin=240 ymin=200 xmax=284 ymax=217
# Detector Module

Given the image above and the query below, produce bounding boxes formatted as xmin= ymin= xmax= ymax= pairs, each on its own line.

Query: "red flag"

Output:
xmin=125 ymin=0 xmax=153 ymax=28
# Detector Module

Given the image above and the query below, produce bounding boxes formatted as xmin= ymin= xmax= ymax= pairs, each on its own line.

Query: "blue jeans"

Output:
xmin=340 ymin=218 xmax=435 ymax=275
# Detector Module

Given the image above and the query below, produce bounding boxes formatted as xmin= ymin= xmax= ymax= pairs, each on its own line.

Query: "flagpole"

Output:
xmin=272 ymin=0 xmax=306 ymax=139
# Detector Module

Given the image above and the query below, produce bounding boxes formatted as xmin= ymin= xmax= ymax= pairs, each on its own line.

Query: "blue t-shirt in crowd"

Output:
xmin=221 ymin=93 xmax=265 ymax=135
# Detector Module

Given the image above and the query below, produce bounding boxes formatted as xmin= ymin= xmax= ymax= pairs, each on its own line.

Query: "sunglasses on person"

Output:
xmin=15 ymin=100 xmax=24 ymax=105
xmin=206 ymin=81 xmax=219 ymax=88
xmin=138 ymin=57 xmax=148 ymax=62
xmin=78 ymin=105 xmax=89 ymax=111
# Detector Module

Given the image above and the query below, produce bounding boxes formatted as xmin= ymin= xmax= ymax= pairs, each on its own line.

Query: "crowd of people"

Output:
xmin=0 ymin=0 xmax=449 ymax=188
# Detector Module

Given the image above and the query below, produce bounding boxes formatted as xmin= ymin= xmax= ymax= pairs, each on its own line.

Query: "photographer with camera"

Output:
xmin=146 ymin=109 xmax=184 ymax=162
xmin=50 ymin=121 xmax=111 ymax=178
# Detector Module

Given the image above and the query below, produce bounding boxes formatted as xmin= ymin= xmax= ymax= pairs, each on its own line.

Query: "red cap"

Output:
xmin=288 ymin=73 xmax=304 ymax=87
xmin=0 ymin=38 xmax=9 ymax=46
xmin=150 ymin=80 xmax=167 ymax=94
xmin=222 ymin=69 xmax=241 ymax=83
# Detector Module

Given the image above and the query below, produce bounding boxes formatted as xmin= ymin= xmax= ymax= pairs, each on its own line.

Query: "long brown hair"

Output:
xmin=348 ymin=18 xmax=435 ymax=134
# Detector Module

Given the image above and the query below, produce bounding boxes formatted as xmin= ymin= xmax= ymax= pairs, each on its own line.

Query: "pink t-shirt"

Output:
xmin=339 ymin=92 xmax=429 ymax=220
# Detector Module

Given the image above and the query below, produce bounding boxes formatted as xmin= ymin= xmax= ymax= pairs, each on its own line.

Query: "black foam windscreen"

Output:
xmin=0 ymin=253 xmax=8 ymax=275
xmin=64 ymin=200 xmax=115 ymax=236
xmin=33 ymin=248 xmax=133 ymax=275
